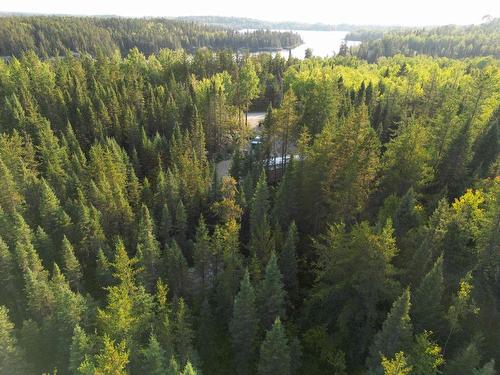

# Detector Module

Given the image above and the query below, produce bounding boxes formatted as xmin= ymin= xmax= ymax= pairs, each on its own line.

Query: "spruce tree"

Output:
xmin=258 ymin=318 xmax=291 ymax=375
xmin=174 ymin=200 xmax=188 ymax=249
xmin=250 ymin=170 xmax=273 ymax=264
xmin=443 ymin=341 xmax=481 ymax=375
xmin=93 ymin=335 xmax=129 ymax=375
xmin=0 ymin=237 xmax=16 ymax=310
xmin=136 ymin=204 xmax=161 ymax=290
xmin=0 ymin=306 xmax=30 ymax=375
xmin=258 ymin=252 xmax=286 ymax=330
xmin=368 ymin=289 xmax=413 ymax=373
xmin=159 ymin=203 xmax=172 ymax=246
xmin=61 ymin=235 xmax=83 ymax=291
xmin=278 ymin=222 xmax=299 ymax=305
xmin=411 ymin=256 xmax=444 ymax=336
xmin=141 ymin=334 xmax=167 ymax=375
xmin=172 ymin=298 xmax=197 ymax=368
xmin=0 ymin=158 xmax=23 ymax=214
xmin=164 ymin=240 xmax=189 ymax=297
xmin=193 ymin=215 xmax=212 ymax=295
xmin=393 ymin=188 xmax=419 ymax=241
xmin=69 ymin=325 xmax=92 ymax=375
xmin=196 ymin=297 xmax=217 ymax=372
xmin=469 ymin=108 xmax=499 ymax=178
xmin=408 ymin=331 xmax=444 ymax=375
xmin=230 ymin=269 xmax=258 ymax=375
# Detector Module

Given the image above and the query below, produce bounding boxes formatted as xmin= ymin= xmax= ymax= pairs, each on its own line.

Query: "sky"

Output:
xmin=1 ymin=0 xmax=499 ymax=26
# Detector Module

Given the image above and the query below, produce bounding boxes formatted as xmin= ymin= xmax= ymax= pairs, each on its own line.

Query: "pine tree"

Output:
xmin=0 ymin=157 xmax=23 ymax=214
xmin=136 ymin=204 xmax=161 ymax=290
xmin=393 ymin=188 xmax=419 ymax=241
xmin=141 ymin=334 xmax=167 ymax=375
xmin=435 ymin=122 xmax=471 ymax=199
xmin=172 ymin=298 xmax=197 ymax=368
xmin=36 ymin=178 xmax=72 ymax=244
xmin=196 ymin=297 xmax=217 ymax=372
xmin=193 ymin=215 xmax=212 ymax=295
xmin=443 ymin=341 xmax=481 ymax=375
xmin=159 ymin=203 xmax=172 ymax=246
xmin=258 ymin=252 xmax=286 ymax=330
xmin=258 ymin=318 xmax=291 ymax=375
xmin=48 ymin=264 xmax=86 ymax=373
xmin=93 ymin=335 xmax=129 ymax=375
xmin=0 ymin=306 xmax=30 ymax=375
xmin=368 ymin=289 xmax=413 ymax=373
xmin=154 ymin=279 xmax=175 ymax=361
xmin=96 ymin=248 xmax=113 ymax=290
xmin=230 ymin=269 xmax=258 ymax=375
xmin=0 ymin=237 xmax=16 ymax=311
xmin=174 ymin=200 xmax=188 ymax=248
xmin=250 ymin=170 xmax=273 ymax=264
xmin=98 ymin=240 xmax=138 ymax=345
xmin=272 ymin=159 xmax=297 ymax=229
xmin=164 ymin=240 xmax=189 ymax=297
xmin=408 ymin=331 xmax=444 ymax=375
xmin=34 ymin=226 xmax=55 ymax=268
xmin=278 ymin=222 xmax=299 ymax=305
xmin=69 ymin=325 xmax=92 ymax=375
xmin=182 ymin=361 xmax=200 ymax=375
xmin=61 ymin=235 xmax=83 ymax=291
xmin=469 ymin=107 xmax=499 ymax=178
xmin=411 ymin=256 xmax=444 ymax=336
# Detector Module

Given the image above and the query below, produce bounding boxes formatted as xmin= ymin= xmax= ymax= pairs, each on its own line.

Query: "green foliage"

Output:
xmin=408 ymin=331 xmax=444 ymax=375
xmin=411 ymin=256 xmax=444 ymax=336
xmin=61 ymin=236 xmax=83 ymax=291
xmin=258 ymin=318 xmax=291 ymax=375
xmin=368 ymin=289 xmax=413 ymax=373
xmin=0 ymin=306 xmax=30 ymax=375
xmin=136 ymin=205 xmax=161 ymax=290
xmin=249 ymin=170 xmax=274 ymax=264
xmin=0 ymin=29 xmax=497 ymax=375
xmin=230 ymin=269 xmax=258 ymax=375
xmin=353 ymin=19 xmax=500 ymax=61
xmin=278 ymin=222 xmax=299 ymax=305
xmin=140 ymin=335 xmax=168 ymax=375
xmin=381 ymin=352 xmax=412 ymax=375
xmin=92 ymin=335 xmax=129 ymax=375
xmin=258 ymin=252 xmax=286 ymax=330
xmin=0 ymin=16 xmax=302 ymax=57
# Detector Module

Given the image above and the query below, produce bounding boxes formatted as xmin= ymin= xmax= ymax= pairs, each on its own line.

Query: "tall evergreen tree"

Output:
xmin=278 ymin=222 xmax=299 ymax=306
xmin=258 ymin=252 xmax=286 ymax=330
xmin=411 ymin=256 xmax=444 ymax=336
xmin=61 ymin=235 xmax=83 ymax=291
xmin=0 ymin=306 xmax=30 ymax=375
xmin=258 ymin=318 xmax=291 ymax=375
xmin=136 ymin=204 xmax=161 ymax=290
xmin=230 ymin=269 xmax=258 ymax=375
xmin=193 ymin=216 xmax=212 ymax=296
xmin=368 ymin=289 xmax=413 ymax=373
xmin=249 ymin=170 xmax=273 ymax=264
xmin=172 ymin=298 xmax=197 ymax=368
xmin=69 ymin=325 xmax=92 ymax=375
xmin=141 ymin=334 xmax=167 ymax=375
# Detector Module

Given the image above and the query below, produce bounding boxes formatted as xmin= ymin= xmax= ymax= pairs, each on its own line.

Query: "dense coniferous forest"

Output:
xmin=176 ymin=16 xmax=347 ymax=31
xmin=349 ymin=18 xmax=500 ymax=61
xmin=0 ymin=16 xmax=302 ymax=57
xmin=0 ymin=16 xmax=499 ymax=375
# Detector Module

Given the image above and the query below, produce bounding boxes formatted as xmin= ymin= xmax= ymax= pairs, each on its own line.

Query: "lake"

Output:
xmin=243 ymin=29 xmax=361 ymax=58
xmin=276 ymin=30 xmax=360 ymax=58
